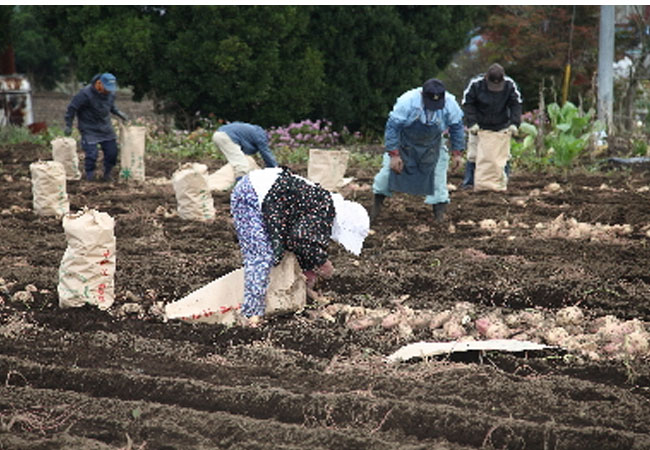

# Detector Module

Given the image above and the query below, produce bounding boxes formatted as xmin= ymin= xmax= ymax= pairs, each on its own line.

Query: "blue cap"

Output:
xmin=99 ymin=73 xmax=117 ymax=93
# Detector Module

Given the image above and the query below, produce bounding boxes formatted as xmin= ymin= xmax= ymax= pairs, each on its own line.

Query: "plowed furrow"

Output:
xmin=1 ymin=355 xmax=649 ymax=449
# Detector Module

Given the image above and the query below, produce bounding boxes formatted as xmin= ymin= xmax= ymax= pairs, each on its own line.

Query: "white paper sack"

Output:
xmin=207 ymin=156 xmax=260 ymax=191
xmin=386 ymin=339 xmax=553 ymax=363
xmin=475 ymin=130 xmax=511 ymax=192
xmin=51 ymin=137 xmax=81 ymax=180
xmin=30 ymin=160 xmax=70 ymax=218
xmin=119 ymin=124 xmax=147 ymax=182
xmin=307 ymin=149 xmax=351 ymax=191
xmin=58 ymin=208 xmax=116 ymax=310
xmin=164 ymin=253 xmax=306 ymax=325
xmin=172 ymin=163 xmax=216 ymax=221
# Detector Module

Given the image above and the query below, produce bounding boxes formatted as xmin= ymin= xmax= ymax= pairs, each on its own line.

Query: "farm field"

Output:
xmin=1 ymin=140 xmax=650 ymax=449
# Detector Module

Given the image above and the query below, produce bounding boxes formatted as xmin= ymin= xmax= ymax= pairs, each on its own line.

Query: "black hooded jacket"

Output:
xmin=461 ymin=75 xmax=523 ymax=131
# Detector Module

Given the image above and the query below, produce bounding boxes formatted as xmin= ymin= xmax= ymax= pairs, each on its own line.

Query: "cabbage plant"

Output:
xmin=510 ymin=121 xmax=549 ymax=171
xmin=544 ymin=102 xmax=604 ymax=176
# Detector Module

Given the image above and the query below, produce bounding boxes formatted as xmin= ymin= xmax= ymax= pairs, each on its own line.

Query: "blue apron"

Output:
xmin=388 ymin=118 xmax=442 ymax=196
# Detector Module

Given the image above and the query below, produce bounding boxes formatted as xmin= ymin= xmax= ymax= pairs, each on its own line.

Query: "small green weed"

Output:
xmin=274 ymin=146 xmax=309 ymax=165
xmin=349 ymin=151 xmax=382 ymax=169
xmin=0 ymin=124 xmax=67 ymax=147
xmin=632 ymin=139 xmax=648 ymax=156
xmin=0 ymin=125 xmax=38 ymax=145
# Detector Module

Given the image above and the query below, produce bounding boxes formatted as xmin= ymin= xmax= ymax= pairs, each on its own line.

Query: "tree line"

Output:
xmin=2 ymin=5 xmax=483 ymax=132
xmin=4 ymin=6 xmax=627 ymax=134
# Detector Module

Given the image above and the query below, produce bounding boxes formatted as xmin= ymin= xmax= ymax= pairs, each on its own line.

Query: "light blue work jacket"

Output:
xmin=384 ymin=88 xmax=464 ymax=196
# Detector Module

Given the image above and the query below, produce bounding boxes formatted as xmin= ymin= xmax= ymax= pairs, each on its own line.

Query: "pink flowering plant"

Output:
xmin=267 ymin=119 xmax=362 ymax=149
xmin=267 ymin=119 xmax=365 ymax=164
xmin=521 ymin=109 xmax=546 ymax=128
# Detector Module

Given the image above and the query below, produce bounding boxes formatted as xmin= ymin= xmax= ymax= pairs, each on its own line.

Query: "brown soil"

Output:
xmin=1 ymin=141 xmax=649 ymax=450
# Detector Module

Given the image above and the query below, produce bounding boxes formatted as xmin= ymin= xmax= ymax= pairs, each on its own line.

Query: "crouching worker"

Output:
xmin=371 ymin=78 xmax=465 ymax=224
xmin=212 ymin=121 xmax=278 ymax=181
xmin=230 ymin=167 xmax=370 ymax=327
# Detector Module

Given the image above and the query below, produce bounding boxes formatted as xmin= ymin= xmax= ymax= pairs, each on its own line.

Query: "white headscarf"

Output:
xmin=330 ymin=193 xmax=370 ymax=256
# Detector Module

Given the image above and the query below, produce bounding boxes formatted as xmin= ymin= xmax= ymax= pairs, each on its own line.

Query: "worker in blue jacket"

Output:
xmin=64 ymin=73 xmax=128 ymax=182
xmin=371 ymin=78 xmax=465 ymax=223
xmin=212 ymin=122 xmax=278 ymax=180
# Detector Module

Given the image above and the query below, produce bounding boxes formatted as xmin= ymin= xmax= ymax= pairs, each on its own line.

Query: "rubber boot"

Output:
xmin=461 ymin=161 xmax=475 ymax=189
xmin=505 ymin=161 xmax=511 ymax=178
xmin=432 ymin=203 xmax=447 ymax=222
xmin=102 ymin=168 xmax=113 ymax=182
xmin=86 ymin=170 xmax=95 ymax=181
xmin=370 ymin=194 xmax=386 ymax=224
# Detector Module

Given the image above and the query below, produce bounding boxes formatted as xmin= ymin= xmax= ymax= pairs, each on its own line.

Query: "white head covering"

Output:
xmin=330 ymin=193 xmax=370 ymax=256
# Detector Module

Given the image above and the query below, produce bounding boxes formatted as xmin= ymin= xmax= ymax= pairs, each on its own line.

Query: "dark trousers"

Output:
xmin=82 ymin=138 xmax=118 ymax=180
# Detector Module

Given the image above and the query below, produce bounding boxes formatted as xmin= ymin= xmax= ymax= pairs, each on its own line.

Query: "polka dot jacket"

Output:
xmin=261 ymin=168 xmax=335 ymax=271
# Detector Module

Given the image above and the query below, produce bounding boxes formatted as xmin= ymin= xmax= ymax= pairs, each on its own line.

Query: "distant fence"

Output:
xmin=31 ymin=91 xmax=157 ymax=130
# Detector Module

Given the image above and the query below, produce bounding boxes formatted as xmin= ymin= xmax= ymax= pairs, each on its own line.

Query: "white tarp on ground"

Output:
xmin=386 ymin=339 xmax=553 ymax=363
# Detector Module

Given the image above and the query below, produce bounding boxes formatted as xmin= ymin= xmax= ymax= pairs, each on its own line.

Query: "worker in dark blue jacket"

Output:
xmin=212 ymin=122 xmax=278 ymax=181
xmin=64 ymin=73 xmax=128 ymax=182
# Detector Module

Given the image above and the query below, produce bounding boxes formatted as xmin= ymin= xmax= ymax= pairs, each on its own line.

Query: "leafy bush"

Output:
xmin=349 ymin=151 xmax=382 ymax=169
xmin=510 ymin=121 xmax=549 ymax=171
xmin=0 ymin=125 xmax=38 ymax=145
xmin=128 ymin=116 xmax=221 ymax=161
xmin=511 ymin=102 xmax=603 ymax=175
xmin=544 ymin=102 xmax=603 ymax=175
xmin=274 ymin=147 xmax=310 ymax=165
xmin=147 ymin=128 xmax=222 ymax=161
xmin=0 ymin=124 xmax=63 ymax=147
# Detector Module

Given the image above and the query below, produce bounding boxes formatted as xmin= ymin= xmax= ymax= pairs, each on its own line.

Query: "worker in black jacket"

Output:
xmin=460 ymin=63 xmax=522 ymax=189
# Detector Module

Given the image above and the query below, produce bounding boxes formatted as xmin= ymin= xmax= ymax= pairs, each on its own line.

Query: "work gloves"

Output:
xmin=64 ymin=125 xmax=72 ymax=136
xmin=450 ymin=150 xmax=463 ymax=172
xmin=115 ymin=110 xmax=129 ymax=122
xmin=469 ymin=124 xmax=480 ymax=135
xmin=508 ymin=124 xmax=518 ymax=136
xmin=389 ymin=153 xmax=404 ymax=174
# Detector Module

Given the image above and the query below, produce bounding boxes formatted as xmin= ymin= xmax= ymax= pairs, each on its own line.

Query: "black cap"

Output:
xmin=422 ymin=78 xmax=445 ymax=111
xmin=486 ymin=63 xmax=505 ymax=92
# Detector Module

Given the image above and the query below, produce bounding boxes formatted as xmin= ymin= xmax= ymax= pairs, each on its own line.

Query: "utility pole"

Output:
xmin=598 ymin=5 xmax=615 ymax=134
